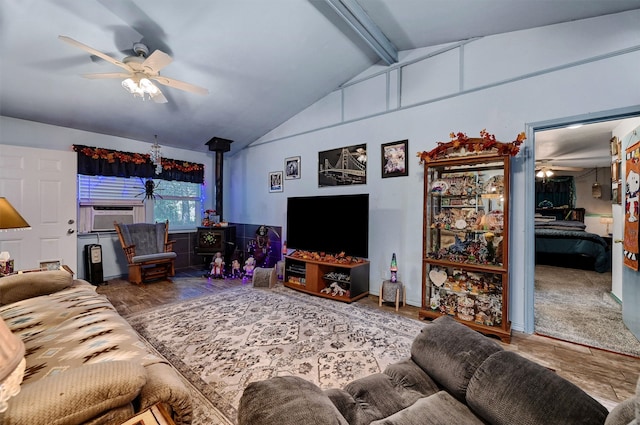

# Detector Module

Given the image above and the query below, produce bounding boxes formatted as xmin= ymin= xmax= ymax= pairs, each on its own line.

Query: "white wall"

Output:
xmin=226 ymin=10 xmax=640 ymax=333
xmin=0 ymin=116 xmax=218 ymax=212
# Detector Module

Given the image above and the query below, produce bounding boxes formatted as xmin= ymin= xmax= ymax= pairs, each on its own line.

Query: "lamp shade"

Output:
xmin=0 ymin=198 xmax=30 ymax=230
xmin=0 ymin=317 xmax=25 ymax=412
xmin=600 ymin=216 xmax=614 ymax=224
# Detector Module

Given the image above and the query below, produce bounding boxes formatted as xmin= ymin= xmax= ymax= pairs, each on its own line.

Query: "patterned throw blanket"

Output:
xmin=0 ymin=281 xmax=164 ymax=385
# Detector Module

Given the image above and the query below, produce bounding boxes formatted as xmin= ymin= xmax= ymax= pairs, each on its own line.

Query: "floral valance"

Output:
xmin=73 ymin=145 xmax=204 ymax=184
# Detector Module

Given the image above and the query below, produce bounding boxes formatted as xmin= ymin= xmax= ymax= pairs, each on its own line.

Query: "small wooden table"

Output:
xmin=379 ymin=279 xmax=406 ymax=311
xmin=121 ymin=404 xmax=174 ymax=425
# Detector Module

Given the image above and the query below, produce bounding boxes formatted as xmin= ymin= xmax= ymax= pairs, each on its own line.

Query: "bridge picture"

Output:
xmin=318 ymin=143 xmax=367 ymax=187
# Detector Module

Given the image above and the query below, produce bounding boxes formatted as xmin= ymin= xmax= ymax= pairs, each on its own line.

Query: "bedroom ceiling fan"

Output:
xmin=58 ymin=35 xmax=209 ymax=103
xmin=535 ymin=161 xmax=583 ymax=178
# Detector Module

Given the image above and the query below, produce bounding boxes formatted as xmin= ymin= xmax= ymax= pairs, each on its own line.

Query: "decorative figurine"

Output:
xmin=390 ymin=253 xmax=398 ymax=283
xmin=243 ymin=256 xmax=256 ymax=277
xmin=210 ymin=252 xmax=225 ymax=278
xmin=231 ymin=259 xmax=242 ymax=278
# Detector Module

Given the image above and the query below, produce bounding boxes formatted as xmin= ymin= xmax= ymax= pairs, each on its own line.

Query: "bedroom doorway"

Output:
xmin=532 ymin=114 xmax=640 ymax=357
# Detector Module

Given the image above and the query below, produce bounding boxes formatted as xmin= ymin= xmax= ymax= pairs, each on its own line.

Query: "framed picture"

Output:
xmin=285 ymin=156 xmax=301 ymax=180
xmin=381 ymin=139 xmax=409 ymax=178
xmin=611 ymin=160 xmax=620 ymax=182
xmin=39 ymin=259 xmax=61 ymax=270
xmin=612 ymin=182 xmax=621 ymax=204
xmin=610 ymin=136 xmax=619 ymax=157
xmin=269 ymin=171 xmax=283 ymax=193
xmin=318 ymin=143 xmax=367 ymax=187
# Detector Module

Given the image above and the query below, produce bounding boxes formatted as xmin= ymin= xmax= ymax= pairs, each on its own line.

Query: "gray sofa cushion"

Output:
xmin=370 ymin=391 xmax=486 ymax=425
xmin=384 ymin=358 xmax=440 ymax=401
xmin=238 ymin=376 xmax=348 ymax=425
xmin=338 ymin=371 xmax=439 ymax=425
xmin=326 ymin=360 xmax=441 ymax=425
xmin=410 ymin=315 xmax=502 ymax=401
xmin=467 ymin=350 xmax=609 ymax=425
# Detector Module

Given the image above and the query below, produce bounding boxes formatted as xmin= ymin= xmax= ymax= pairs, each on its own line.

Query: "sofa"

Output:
xmin=0 ymin=269 xmax=192 ymax=425
xmin=238 ymin=315 xmax=639 ymax=425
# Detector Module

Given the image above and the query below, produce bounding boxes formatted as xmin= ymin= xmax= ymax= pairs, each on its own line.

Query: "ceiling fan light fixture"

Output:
xmin=139 ymin=78 xmax=158 ymax=94
xmin=121 ymin=74 xmax=161 ymax=101
xmin=536 ymin=168 xmax=554 ymax=178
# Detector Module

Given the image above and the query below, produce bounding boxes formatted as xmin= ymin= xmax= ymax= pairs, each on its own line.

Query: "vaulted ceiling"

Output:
xmin=2 ymin=0 xmax=639 ymax=156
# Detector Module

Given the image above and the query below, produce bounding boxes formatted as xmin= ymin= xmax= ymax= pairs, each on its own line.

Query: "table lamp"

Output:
xmin=0 ymin=198 xmax=31 ymax=231
xmin=600 ymin=216 xmax=613 ymax=235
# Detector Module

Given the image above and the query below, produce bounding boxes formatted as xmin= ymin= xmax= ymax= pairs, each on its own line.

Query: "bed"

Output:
xmin=534 ymin=218 xmax=611 ymax=273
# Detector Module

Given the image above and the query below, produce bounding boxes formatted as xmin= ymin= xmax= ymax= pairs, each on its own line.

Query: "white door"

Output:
xmin=0 ymin=145 xmax=77 ymax=272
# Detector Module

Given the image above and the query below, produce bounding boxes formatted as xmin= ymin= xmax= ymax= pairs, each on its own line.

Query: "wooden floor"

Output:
xmin=97 ymin=267 xmax=639 ymax=411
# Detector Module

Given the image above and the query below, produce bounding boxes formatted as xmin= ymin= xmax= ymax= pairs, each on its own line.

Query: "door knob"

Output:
xmin=67 ymin=229 xmax=75 ymax=234
xmin=68 ymin=219 xmax=75 ymax=224
xmin=614 ymin=239 xmax=623 ymax=243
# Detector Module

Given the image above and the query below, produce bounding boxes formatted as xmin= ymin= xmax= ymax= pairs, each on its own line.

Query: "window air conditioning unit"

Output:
xmin=90 ymin=206 xmax=135 ymax=232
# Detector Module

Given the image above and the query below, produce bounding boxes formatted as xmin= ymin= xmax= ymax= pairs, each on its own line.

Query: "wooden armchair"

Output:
xmin=114 ymin=220 xmax=177 ymax=284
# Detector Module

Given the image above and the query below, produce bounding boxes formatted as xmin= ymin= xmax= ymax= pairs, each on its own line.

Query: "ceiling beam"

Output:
xmin=324 ymin=0 xmax=398 ymax=65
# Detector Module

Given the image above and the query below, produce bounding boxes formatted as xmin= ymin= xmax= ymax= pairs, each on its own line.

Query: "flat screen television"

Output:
xmin=286 ymin=194 xmax=369 ymax=258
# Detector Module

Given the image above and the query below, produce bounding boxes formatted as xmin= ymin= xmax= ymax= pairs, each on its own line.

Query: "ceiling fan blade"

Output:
xmin=58 ymin=35 xmax=131 ymax=72
xmin=142 ymin=50 xmax=173 ymax=74
xmin=82 ymin=72 xmax=131 ymax=79
xmin=150 ymin=86 xmax=168 ymax=104
xmin=152 ymin=76 xmax=209 ymax=95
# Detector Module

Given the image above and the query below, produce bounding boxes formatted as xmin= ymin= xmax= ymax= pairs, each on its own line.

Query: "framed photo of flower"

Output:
xmin=285 ymin=156 xmax=301 ymax=180
xmin=269 ymin=171 xmax=283 ymax=193
xmin=381 ymin=139 xmax=408 ymax=178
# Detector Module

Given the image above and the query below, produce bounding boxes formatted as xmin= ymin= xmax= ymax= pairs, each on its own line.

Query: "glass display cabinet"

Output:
xmin=418 ymin=130 xmax=525 ymax=343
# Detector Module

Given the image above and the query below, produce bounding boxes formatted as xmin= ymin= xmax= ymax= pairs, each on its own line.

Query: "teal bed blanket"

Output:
xmin=534 ymin=227 xmax=610 ymax=273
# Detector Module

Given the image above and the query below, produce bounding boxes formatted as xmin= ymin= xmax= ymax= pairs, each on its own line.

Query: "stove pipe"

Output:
xmin=205 ymin=137 xmax=233 ymax=220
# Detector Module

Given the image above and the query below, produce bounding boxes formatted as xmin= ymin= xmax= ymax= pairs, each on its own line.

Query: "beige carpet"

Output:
xmin=125 ymin=283 xmax=426 ymax=424
xmin=534 ymin=264 xmax=640 ymax=357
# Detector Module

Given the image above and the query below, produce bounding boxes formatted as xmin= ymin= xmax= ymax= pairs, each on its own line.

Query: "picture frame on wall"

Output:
xmin=318 ymin=144 xmax=367 ymax=187
xmin=381 ymin=139 xmax=409 ymax=178
xmin=611 ymin=160 xmax=619 ymax=181
xmin=285 ymin=156 xmax=301 ymax=180
xmin=610 ymin=136 xmax=619 ymax=157
xmin=612 ymin=182 xmax=620 ymax=204
xmin=269 ymin=171 xmax=283 ymax=193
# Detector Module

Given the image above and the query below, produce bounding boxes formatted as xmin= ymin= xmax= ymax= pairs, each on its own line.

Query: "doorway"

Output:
xmin=530 ymin=113 xmax=640 ymax=357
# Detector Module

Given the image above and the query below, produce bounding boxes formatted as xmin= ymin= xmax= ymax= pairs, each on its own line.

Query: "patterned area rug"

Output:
xmin=125 ymin=284 xmax=426 ymax=424
xmin=535 ymin=265 xmax=640 ymax=357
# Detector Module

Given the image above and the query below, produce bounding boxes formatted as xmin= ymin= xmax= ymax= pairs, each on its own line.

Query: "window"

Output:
xmin=535 ymin=176 xmax=576 ymax=210
xmin=78 ymin=175 xmax=202 ymax=230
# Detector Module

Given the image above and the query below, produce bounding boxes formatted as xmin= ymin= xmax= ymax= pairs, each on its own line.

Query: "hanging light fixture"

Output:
xmin=592 ymin=167 xmax=602 ymax=198
xmin=149 ymin=135 xmax=162 ymax=175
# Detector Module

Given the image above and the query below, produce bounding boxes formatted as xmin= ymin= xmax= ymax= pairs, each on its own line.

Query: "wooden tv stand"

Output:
xmin=283 ymin=255 xmax=369 ymax=303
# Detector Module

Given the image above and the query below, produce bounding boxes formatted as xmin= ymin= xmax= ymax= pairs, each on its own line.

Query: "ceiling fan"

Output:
xmin=535 ymin=161 xmax=583 ymax=178
xmin=58 ymin=35 xmax=209 ymax=103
